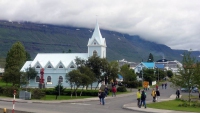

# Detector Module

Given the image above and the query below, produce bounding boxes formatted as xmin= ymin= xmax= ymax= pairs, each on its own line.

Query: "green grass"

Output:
xmin=40 ymin=95 xmax=92 ymax=100
xmin=147 ymin=99 xmax=200 ymax=112
xmin=39 ymin=91 xmax=131 ymax=100
xmin=0 ymin=80 xmax=12 ymax=86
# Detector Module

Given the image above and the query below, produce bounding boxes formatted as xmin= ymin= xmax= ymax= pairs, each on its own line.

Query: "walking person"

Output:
xmin=165 ymin=83 xmax=167 ymax=89
xmin=136 ymin=89 xmax=141 ymax=107
xmin=162 ymin=83 xmax=164 ymax=89
xmin=156 ymin=89 xmax=160 ymax=102
xmin=156 ymin=84 xmax=158 ymax=90
xmin=199 ymin=92 xmax=200 ymax=100
xmin=98 ymin=90 xmax=102 ymax=104
xmin=139 ymin=90 xmax=147 ymax=108
xmin=176 ymin=89 xmax=180 ymax=99
xmin=151 ymin=88 xmax=156 ymax=102
xmin=112 ymin=86 xmax=117 ymax=97
xmin=104 ymin=86 xmax=109 ymax=97
xmin=100 ymin=90 xmax=106 ymax=105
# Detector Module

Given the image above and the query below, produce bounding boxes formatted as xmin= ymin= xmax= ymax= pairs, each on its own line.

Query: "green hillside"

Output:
xmin=0 ymin=20 xmax=198 ymax=67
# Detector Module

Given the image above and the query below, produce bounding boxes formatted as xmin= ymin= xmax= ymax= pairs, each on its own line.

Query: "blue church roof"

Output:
xmin=142 ymin=62 xmax=155 ymax=68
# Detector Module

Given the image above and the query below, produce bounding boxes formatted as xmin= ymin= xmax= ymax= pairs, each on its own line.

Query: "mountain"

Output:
xmin=0 ymin=20 xmax=199 ymax=66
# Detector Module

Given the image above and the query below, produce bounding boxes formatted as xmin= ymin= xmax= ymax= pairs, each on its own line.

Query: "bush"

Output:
xmin=122 ymin=81 xmax=142 ymax=88
xmin=117 ymin=86 xmax=127 ymax=92
xmin=3 ymin=86 xmax=18 ymax=97
xmin=31 ymin=88 xmax=46 ymax=99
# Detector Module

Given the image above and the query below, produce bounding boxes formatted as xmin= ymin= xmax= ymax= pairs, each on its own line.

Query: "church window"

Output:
xmin=70 ymin=65 xmax=75 ymax=68
xmin=47 ymin=65 xmax=52 ymax=68
xmin=94 ymin=42 xmax=96 ymax=45
xmin=36 ymin=76 xmax=40 ymax=82
xmin=93 ymin=50 xmax=98 ymax=56
xmin=59 ymin=65 xmax=63 ymax=68
xmin=36 ymin=65 xmax=40 ymax=68
xmin=59 ymin=76 xmax=63 ymax=82
xmin=47 ymin=76 xmax=51 ymax=82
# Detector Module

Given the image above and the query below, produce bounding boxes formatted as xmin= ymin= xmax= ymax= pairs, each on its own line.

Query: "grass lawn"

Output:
xmin=147 ymin=99 xmax=200 ymax=112
xmin=40 ymin=95 xmax=92 ymax=100
xmin=39 ymin=91 xmax=131 ymax=100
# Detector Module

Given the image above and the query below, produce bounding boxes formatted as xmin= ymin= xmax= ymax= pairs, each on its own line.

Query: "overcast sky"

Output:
xmin=0 ymin=0 xmax=200 ymax=51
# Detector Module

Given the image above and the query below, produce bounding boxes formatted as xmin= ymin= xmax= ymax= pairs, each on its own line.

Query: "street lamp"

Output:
xmin=140 ymin=63 xmax=144 ymax=87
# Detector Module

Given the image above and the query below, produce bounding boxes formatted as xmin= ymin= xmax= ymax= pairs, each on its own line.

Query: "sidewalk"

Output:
xmin=122 ymin=94 xmax=196 ymax=113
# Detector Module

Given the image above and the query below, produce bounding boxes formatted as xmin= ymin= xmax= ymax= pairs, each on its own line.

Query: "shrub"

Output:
xmin=31 ymin=88 xmax=46 ymax=99
xmin=3 ymin=86 xmax=18 ymax=97
xmin=117 ymin=86 xmax=127 ymax=92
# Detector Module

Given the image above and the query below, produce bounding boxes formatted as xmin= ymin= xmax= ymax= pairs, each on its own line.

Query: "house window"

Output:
xmin=36 ymin=76 xmax=40 ymax=82
xmin=47 ymin=76 xmax=51 ymax=82
xmin=59 ymin=76 xmax=63 ymax=82
xmin=59 ymin=65 xmax=63 ymax=68
xmin=70 ymin=65 xmax=75 ymax=68
xmin=36 ymin=65 xmax=40 ymax=68
xmin=93 ymin=50 xmax=97 ymax=56
xmin=47 ymin=65 xmax=52 ymax=68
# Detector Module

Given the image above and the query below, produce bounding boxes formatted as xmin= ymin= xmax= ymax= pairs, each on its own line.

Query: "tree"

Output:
xmin=166 ymin=70 xmax=173 ymax=78
xmin=54 ymin=83 xmax=65 ymax=100
xmin=25 ymin=51 xmax=31 ymax=61
xmin=68 ymin=49 xmax=72 ymax=53
xmin=120 ymin=64 xmax=136 ymax=82
xmin=147 ymin=53 xmax=154 ymax=62
xmin=143 ymin=69 xmax=156 ymax=85
xmin=104 ymin=61 xmax=119 ymax=84
xmin=20 ymin=67 xmax=38 ymax=87
xmin=3 ymin=41 xmax=26 ymax=86
xmin=86 ymin=55 xmax=104 ymax=89
xmin=78 ymin=66 xmax=95 ymax=91
xmin=67 ymin=70 xmax=83 ymax=97
xmin=170 ymin=52 xmax=198 ymax=105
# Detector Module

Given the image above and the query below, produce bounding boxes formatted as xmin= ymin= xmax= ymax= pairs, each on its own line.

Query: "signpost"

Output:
xmin=12 ymin=90 xmax=16 ymax=113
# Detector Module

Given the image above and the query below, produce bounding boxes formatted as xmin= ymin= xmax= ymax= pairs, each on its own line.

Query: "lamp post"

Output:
xmin=158 ymin=68 xmax=159 ymax=83
xmin=58 ymin=79 xmax=61 ymax=96
xmin=141 ymin=63 xmax=144 ymax=87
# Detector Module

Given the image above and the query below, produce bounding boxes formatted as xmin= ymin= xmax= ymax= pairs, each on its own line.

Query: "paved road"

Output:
xmin=0 ymin=82 xmax=194 ymax=113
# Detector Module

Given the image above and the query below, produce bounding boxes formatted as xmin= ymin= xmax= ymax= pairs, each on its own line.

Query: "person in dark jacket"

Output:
xmin=98 ymin=90 xmax=102 ymax=104
xmin=100 ymin=91 xmax=106 ymax=105
xmin=176 ymin=89 xmax=180 ymax=99
xmin=139 ymin=90 xmax=146 ymax=108
xmin=156 ymin=89 xmax=160 ymax=102
xmin=104 ymin=86 xmax=109 ymax=97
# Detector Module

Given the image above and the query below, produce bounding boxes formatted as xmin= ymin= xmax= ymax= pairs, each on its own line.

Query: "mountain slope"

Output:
xmin=0 ymin=20 xmax=197 ymax=63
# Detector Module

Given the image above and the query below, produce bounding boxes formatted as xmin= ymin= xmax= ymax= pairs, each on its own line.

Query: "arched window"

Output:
xmin=47 ymin=65 xmax=52 ymax=68
xmin=59 ymin=76 xmax=63 ymax=82
xmin=36 ymin=76 xmax=40 ymax=82
xmin=59 ymin=65 xmax=63 ymax=68
xmin=47 ymin=76 xmax=51 ymax=82
xmin=93 ymin=50 xmax=97 ymax=56
xmin=36 ymin=65 xmax=40 ymax=68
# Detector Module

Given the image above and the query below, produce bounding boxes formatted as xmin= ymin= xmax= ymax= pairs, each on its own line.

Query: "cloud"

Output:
xmin=0 ymin=0 xmax=200 ymax=51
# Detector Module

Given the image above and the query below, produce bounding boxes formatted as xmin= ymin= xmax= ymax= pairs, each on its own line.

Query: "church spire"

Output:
xmin=91 ymin=21 xmax=103 ymax=44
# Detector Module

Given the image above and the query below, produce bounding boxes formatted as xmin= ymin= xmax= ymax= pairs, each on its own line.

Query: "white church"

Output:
xmin=20 ymin=22 xmax=107 ymax=88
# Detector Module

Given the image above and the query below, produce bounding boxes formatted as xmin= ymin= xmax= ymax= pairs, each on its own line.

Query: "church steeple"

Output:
xmin=87 ymin=21 xmax=106 ymax=58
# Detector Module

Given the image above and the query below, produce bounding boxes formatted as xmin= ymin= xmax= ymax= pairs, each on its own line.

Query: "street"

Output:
xmin=0 ymin=82 xmax=184 ymax=113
